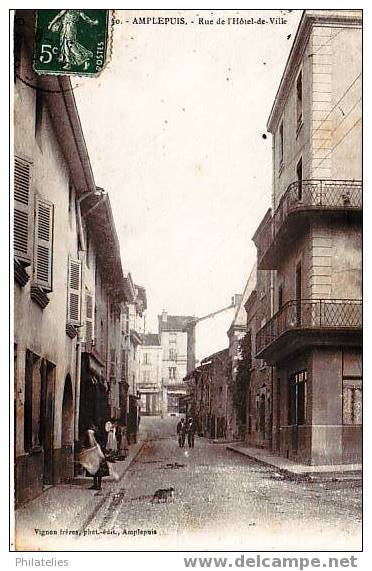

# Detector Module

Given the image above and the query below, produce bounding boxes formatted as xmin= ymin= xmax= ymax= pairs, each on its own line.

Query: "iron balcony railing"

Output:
xmin=257 ymin=179 xmax=362 ymax=266
xmin=256 ymin=299 xmax=362 ymax=356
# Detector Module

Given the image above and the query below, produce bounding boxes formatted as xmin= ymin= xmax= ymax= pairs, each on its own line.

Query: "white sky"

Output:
xmin=73 ymin=9 xmax=302 ymax=331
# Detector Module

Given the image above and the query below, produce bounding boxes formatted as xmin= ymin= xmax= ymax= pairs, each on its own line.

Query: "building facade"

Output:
xmin=137 ymin=334 xmax=163 ymax=415
xmin=252 ymin=10 xmax=362 ymax=464
xmin=188 ymin=350 xmax=231 ymax=439
xmin=13 ymin=11 xmax=147 ymax=504
xmin=244 ymin=264 xmax=273 ymax=450
xmin=158 ymin=312 xmax=193 ymax=414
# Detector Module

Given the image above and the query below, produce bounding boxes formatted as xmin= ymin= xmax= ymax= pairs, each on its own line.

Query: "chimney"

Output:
xmin=162 ymin=310 xmax=168 ymax=322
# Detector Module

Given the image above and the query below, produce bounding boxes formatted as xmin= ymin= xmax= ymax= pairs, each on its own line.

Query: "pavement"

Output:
xmin=226 ymin=443 xmax=362 ymax=481
xmin=14 ymin=432 xmax=146 ymax=551
xmin=14 ymin=417 xmax=362 ymax=552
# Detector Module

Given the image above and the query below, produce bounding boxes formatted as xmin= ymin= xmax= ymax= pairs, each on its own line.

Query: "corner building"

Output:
xmin=253 ymin=10 xmax=362 ymax=464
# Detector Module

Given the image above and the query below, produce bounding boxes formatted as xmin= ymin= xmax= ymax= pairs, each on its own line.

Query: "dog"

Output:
xmin=151 ymin=487 xmax=175 ymax=503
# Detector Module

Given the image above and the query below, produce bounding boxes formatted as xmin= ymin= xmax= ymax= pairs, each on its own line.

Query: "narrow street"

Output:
xmin=80 ymin=417 xmax=362 ymax=551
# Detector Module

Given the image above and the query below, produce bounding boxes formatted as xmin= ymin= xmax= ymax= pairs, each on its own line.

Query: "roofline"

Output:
xmin=267 ymin=10 xmax=362 ymax=133
xmin=201 ymin=347 xmax=229 ymax=364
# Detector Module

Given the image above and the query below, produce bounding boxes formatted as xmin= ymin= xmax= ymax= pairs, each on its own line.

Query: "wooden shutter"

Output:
xmin=67 ymin=258 xmax=82 ymax=325
xmin=85 ymin=290 xmax=94 ymax=344
xmin=34 ymin=197 xmax=54 ymax=291
xmin=14 ymin=157 xmax=31 ymax=262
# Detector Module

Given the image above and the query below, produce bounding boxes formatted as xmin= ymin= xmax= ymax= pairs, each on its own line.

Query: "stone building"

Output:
xmin=137 ymin=334 xmax=163 ymax=415
xmin=189 ymin=349 xmax=231 ymax=439
xmin=77 ymin=194 xmax=131 ymax=444
xmin=126 ymin=285 xmax=147 ymax=439
xmin=158 ymin=312 xmax=194 ymax=414
xmin=252 ymin=10 xmax=362 ymax=464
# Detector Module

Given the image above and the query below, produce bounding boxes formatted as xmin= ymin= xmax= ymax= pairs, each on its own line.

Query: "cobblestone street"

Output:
xmin=15 ymin=416 xmax=362 ymax=551
xmin=82 ymin=417 xmax=362 ymax=551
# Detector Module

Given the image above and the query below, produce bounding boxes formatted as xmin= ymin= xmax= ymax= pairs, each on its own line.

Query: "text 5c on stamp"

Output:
xmin=33 ymin=10 xmax=111 ymax=77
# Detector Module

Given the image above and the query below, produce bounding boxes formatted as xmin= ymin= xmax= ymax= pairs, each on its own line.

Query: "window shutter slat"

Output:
xmin=34 ymin=197 xmax=54 ymax=291
xmin=14 ymin=157 xmax=31 ymax=260
xmin=67 ymin=258 xmax=82 ymax=325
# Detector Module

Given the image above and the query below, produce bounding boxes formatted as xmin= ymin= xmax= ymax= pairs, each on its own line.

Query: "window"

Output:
xmin=279 ymin=122 xmax=284 ymax=168
xmin=169 ymin=333 xmax=177 ymax=344
xmin=110 ymin=347 xmax=116 ymax=378
xmin=296 ymin=158 xmax=303 ymax=200
xmin=67 ymin=257 xmax=82 ymax=325
xmin=296 ymin=70 xmax=303 ymax=128
xmin=142 ymin=371 xmax=150 ymax=383
xmin=14 ymin=156 xmax=32 ymax=264
xmin=34 ymin=196 xmax=54 ymax=291
xmin=121 ymin=349 xmax=127 ymax=379
xmin=143 ymin=353 xmax=150 ymax=365
xmin=343 ymin=380 xmax=362 ymax=425
xmin=278 ymin=284 xmax=283 ymax=310
xmin=85 ymin=289 xmax=94 ymax=344
xmin=288 ymin=370 xmax=307 ymax=425
xmin=24 ymin=350 xmax=41 ymax=451
xmin=169 ymin=348 xmax=176 ymax=361
xmin=168 ymin=367 xmax=177 ymax=380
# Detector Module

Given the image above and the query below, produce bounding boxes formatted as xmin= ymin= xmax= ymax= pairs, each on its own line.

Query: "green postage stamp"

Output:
xmin=33 ymin=10 xmax=111 ymax=77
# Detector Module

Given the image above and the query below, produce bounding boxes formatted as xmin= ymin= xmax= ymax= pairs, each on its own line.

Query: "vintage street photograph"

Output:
xmin=12 ymin=9 xmax=362 ymax=552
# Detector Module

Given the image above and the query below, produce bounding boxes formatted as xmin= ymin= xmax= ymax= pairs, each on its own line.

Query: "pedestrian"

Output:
xmin=186 ymin=417 xmax=197 ymax=448
xmin=176 ymin=417 xmax=186 ymax=448
xmin=116 ymin=421 xmax=129 ymax=460
xmin=105 ymin=418 xmax=118 ymax=460
xmin=79 ymin=423 xmax=106 ymax=491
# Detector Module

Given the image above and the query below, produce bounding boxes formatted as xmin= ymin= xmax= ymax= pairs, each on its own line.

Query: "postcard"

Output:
xmin=12 ymin=9 xmax=362 ymax=553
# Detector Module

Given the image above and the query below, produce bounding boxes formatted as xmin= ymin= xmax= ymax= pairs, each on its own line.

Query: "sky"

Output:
xmin=73 ymin=9 xmax=302 ymax=331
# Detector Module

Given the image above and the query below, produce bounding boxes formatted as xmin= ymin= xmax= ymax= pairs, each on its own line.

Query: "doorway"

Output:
xmin=61 ymin=375 xmax=74 ymax=481
xmin=39 ymin=360 xmax=55 ymax=486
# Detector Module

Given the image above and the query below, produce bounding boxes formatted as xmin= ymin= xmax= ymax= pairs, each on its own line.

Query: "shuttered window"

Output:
xmin=67 ymin=258 xmax=82 ymax=325
xmin=85 ymin=290 xmax=94 ymax=344
xmin=34 ymin=197 xmax=54 ymax=291
xmin=110 ymin=347 xmax=116 ymax=377
xmin=14 ymin=157 xmax=32 ymax=263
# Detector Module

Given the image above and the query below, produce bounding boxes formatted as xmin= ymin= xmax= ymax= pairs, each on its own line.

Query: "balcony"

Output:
xmin=256 ymin=179 xmax=362 ymax=269
xmin=256 ymin=299 xmax=362 ymax=363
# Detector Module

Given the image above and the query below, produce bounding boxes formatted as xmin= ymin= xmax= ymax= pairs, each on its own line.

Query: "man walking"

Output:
xmin=176 ymin=417 xmax=186 ymax=448
xmin=186 ymin=417 xmax=196 ymax=448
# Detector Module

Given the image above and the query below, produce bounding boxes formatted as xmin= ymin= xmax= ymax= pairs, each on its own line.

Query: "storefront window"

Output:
xmin=288 ymin=369 xmax=307 ymax=425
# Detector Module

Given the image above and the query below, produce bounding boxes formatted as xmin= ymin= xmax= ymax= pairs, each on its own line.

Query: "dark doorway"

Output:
xmin=61 ymin=375 xmax=74 ymax=481
xmin=39 ymin=359 xmax=55 ymax=485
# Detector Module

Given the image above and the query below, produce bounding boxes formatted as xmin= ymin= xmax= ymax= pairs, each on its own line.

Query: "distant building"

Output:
xmin=137 ymin=334 xmax=163 ymax=415
xmin=252 ymin=10 xmax=362 ymax=464
xmin=187 ymin=349 xmax=230 ymax=439
xmin=158 ymin=311 xmax=193 ymax=414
